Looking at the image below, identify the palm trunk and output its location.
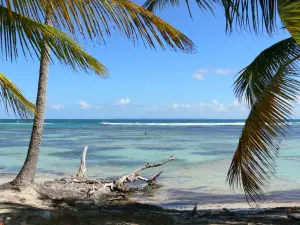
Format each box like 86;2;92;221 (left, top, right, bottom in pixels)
12;13;52;186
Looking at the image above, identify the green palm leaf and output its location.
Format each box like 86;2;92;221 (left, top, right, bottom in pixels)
278;0;300;45
143;0;278;35
0;6;107;76
227;38;300;203
143;0;217;15
234;37;300;107
2;0;195;53
222;0;278;34
0;72;35;118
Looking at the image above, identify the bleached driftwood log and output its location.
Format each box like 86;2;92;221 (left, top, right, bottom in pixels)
76;145;88;180
103;156;175;192
71;146;175;194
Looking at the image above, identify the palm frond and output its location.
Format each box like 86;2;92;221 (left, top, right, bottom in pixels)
142;0;278;35
278;0;300;45
0;6;107;76
142;0;217;15
222;0;278;34
2;0;195;53
234;37;300;107
0;72;35;118
227;42;300;203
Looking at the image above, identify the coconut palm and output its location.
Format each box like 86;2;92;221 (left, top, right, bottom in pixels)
0;5;107;118
0;3;108;120
2;0;195;186
1;4;109;185
143;0;300;203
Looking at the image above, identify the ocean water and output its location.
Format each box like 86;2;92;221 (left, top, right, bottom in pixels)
1;119;300;207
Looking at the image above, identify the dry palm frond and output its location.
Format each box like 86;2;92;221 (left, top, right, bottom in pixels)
0;72;35;118
278;0;300;45
0;6;107;76
2;0;195;53
227;38;300;203
143;0;218;15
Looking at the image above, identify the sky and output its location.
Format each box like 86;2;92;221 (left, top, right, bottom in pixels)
1;1;297;119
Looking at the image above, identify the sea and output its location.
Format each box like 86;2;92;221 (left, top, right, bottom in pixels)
1;119;300;208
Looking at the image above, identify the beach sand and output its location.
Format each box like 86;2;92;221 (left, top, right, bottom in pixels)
1;174;300;224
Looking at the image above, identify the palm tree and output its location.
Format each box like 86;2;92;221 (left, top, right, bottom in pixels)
1;4;108;185
2;0;195;186
143;0;300;203
0;6;107;122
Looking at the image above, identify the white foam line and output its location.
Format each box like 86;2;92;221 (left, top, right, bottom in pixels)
100;122;246;126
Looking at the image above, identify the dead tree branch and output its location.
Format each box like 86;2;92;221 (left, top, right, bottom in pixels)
138;171;163;183
76;145;88;180
104;156;175;191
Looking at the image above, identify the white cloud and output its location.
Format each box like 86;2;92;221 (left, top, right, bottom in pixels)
77;100;90;109
116;97;130;105
215;68;234;75
193;68;234;80
229;100;248;112
231;100;240;108
143;100;248;114
96;105;105;110
210;100;228;112
192;69;209;80
168;103;192;110
49;104;64;110
143;106;161;112
166;101;228;112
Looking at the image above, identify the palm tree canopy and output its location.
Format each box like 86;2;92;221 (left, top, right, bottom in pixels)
0;6;107;76
227;0;300;203
143;0;280;35
2;0;195;53
0;0;196;119
227;37;300;203
1;3;109;119
234;37;300;107
143;0;218;17
0;72;36;118
278;0;300;45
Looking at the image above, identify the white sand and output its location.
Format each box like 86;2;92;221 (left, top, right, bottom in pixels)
1;174;300;211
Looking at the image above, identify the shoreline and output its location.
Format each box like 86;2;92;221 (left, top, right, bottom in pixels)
1;175;300;224
1;174;300;211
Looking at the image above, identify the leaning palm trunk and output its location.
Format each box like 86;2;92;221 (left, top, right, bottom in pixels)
12;14;52;185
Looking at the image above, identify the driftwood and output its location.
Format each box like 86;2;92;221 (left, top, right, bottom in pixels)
46;146;176;200
35;147;175;208
103;155;175;192
287;214;300;221
76;145;88;180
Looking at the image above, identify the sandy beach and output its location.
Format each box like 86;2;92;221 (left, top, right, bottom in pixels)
1;174;300;224
2;173;300;211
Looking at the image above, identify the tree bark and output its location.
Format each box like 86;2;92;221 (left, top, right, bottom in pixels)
12;13;52;186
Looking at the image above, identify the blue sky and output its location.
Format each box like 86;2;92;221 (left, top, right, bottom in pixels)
1;1;297;119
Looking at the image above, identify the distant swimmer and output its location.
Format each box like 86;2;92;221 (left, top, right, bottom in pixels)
162;130;165;134
144;132;147;135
